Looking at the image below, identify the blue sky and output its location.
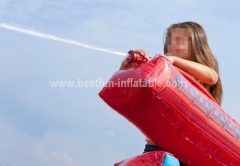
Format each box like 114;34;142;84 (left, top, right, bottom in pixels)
0;0;240;166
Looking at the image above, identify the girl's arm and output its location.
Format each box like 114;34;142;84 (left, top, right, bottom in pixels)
165;55;218;85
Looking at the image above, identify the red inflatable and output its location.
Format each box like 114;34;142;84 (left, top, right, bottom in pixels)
99;57;240;165
114;151;179;166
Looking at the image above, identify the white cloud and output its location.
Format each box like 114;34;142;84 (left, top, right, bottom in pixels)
50;151;76;166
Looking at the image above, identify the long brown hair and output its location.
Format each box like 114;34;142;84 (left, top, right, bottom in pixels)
164;21;223;105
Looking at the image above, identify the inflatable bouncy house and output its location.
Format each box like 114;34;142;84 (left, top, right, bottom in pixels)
98;52;240;166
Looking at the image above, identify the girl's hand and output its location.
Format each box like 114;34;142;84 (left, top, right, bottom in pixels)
119;58;138;70
119;49;150;70
136;49;151;61
154;53;175;64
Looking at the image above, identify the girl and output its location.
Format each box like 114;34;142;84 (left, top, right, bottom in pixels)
119;21;223;165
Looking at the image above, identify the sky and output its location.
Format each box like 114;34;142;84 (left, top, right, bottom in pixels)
0;0;240;166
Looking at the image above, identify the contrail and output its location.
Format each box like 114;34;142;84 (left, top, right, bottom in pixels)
0;23;127;56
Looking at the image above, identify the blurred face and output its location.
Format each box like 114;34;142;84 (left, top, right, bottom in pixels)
165;28;193;61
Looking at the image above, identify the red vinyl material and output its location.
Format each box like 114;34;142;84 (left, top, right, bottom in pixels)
99;57;240;165
114;151;170;166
